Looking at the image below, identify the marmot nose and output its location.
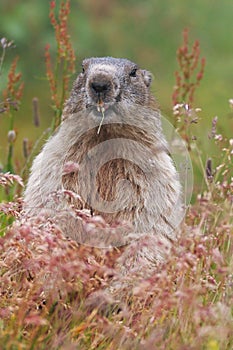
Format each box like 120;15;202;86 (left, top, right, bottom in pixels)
91;81;110;94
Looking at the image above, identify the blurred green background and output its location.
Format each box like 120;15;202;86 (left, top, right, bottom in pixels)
0;0;233;182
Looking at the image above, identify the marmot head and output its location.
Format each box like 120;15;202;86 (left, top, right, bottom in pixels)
64;57;155;118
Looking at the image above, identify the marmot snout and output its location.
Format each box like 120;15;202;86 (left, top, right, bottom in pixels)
62;57;153;119
24;57;183;267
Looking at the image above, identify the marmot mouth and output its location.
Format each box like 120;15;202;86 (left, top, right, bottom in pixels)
86;100;118;114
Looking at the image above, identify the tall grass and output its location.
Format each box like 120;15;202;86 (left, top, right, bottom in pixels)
0;1;232;349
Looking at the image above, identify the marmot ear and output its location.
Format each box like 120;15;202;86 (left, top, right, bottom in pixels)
141;70;153;87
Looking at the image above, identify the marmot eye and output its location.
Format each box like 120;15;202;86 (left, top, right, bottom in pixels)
129;68;137;77
82;65;85;74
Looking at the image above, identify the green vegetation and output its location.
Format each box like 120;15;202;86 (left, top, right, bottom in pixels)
0;1;232;349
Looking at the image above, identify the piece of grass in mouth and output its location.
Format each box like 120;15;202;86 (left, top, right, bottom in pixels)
97;105;105;134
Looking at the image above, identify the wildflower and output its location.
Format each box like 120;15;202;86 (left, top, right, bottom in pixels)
32;97;40;127
45;1;76;129
3;56;24;103
0;172;24;187
0;37;14;49
209;116;218;139
23;138;29;159
215;134;223;142
172;29;205;107
0;37;7;48
7;130;16;143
